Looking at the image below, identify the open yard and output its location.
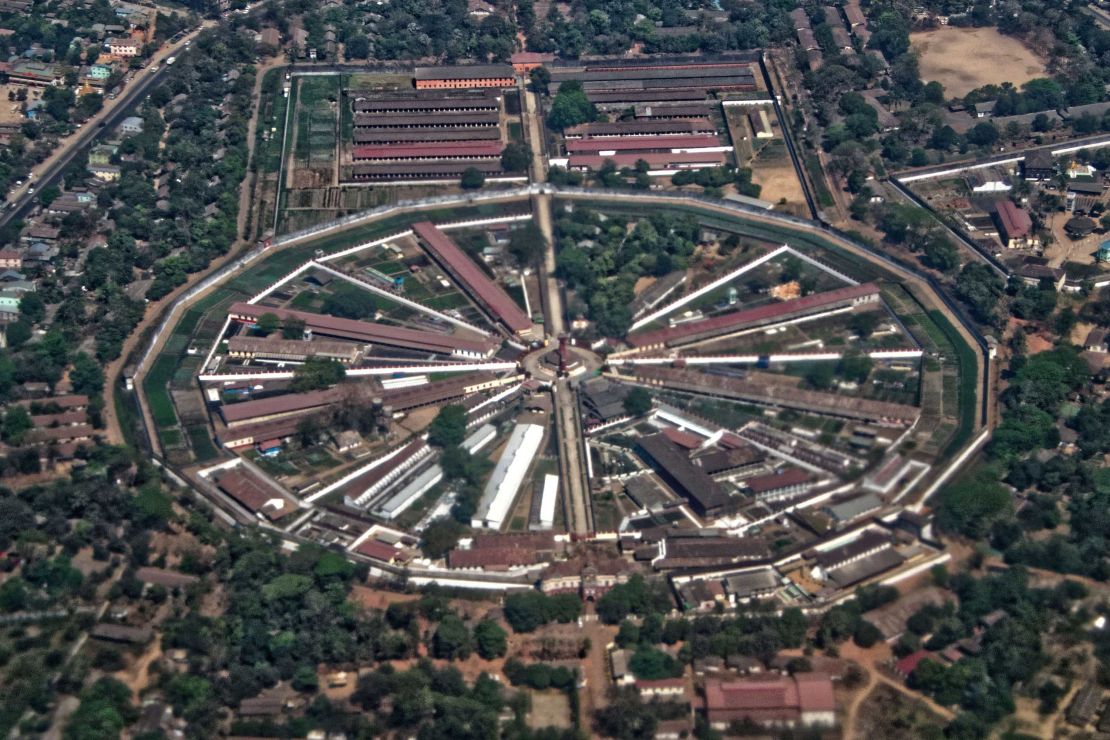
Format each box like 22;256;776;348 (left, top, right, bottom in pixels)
527;689;572;729
911;27;1047;97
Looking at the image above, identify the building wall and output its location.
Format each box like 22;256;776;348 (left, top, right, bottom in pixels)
415;77;515;90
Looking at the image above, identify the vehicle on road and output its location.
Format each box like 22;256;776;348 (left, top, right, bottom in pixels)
166;56;176;65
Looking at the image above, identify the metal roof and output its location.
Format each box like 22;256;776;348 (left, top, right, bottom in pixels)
414;64;514;80
351;141;503;160
627;283;878;348
566;134;722;153
412;221;532;334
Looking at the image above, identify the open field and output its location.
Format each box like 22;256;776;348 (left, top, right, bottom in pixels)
911;27;1047;97
527;690;572;729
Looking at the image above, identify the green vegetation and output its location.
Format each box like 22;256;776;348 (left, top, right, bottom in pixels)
547;81;598;131
503;590;583;632
428;405;468;448
291;357;346;391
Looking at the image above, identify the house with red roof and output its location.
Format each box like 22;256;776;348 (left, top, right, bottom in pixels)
703;673;836;729
893;649;933;679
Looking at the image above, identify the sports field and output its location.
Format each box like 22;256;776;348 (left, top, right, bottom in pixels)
911;27;1047;97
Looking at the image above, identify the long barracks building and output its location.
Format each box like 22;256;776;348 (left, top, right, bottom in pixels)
413;64;516;90
412;222;533;335
228;302;498;358
626;283;881;350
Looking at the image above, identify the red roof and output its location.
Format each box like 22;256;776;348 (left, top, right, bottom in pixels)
794;672;836;712
228;302;496;356
214;468;295;521
627;283;878;348
744;467;813;494
894;649;933;677
412;222;532;333
220;387;341;425
352;141;503;160
994;199;1032;239
567;151;727;170
703;673;834;719
510;51;552;64
662;426;703;449
447;547;534;569
355;539;398;562
565;134;722;153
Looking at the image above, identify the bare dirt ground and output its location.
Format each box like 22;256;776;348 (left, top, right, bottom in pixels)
527;689;572;729
0;85;31;124
750;160;805;208
911;27;1047;97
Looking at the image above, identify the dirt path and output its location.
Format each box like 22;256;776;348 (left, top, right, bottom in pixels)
102;59;284;446
238;55;288;244
842;663;877;739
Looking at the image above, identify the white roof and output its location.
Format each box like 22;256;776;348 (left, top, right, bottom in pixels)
472;423;544;529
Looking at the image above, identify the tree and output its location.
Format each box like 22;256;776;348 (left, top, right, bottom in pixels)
622;387;653;417
504;591;553;632
850;311;880;338
628;648;683;679
281;316;306;339
37;185;60;207
70;352;104;396
474;619;508;659
256;312;280;335
345;34;370;59
837;352;873;384
500;142;530;172
967;122;1000;148
429;405;467;447
529;66;551;95
854;619;882;648
322;283;377;320
433;614;473;660
291;357;345;391
547;80;597;130
460;167;486;189
2;405;31;445
422;519;462;559
5;320;31;349
507;222;546;266
18;292;45;325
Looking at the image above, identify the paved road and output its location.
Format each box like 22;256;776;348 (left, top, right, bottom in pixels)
522;87;592;532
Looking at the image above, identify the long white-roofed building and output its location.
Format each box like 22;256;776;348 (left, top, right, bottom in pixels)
471;423;545;529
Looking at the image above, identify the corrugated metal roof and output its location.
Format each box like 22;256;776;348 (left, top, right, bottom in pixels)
352;141;503;160
412;222;532;333
627;283;878;348
566;134;722;153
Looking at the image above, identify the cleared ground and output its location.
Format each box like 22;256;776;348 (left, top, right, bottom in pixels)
527;690;572;729
911;27;1047;97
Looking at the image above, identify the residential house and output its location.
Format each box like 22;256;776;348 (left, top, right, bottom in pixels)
118;116;144;135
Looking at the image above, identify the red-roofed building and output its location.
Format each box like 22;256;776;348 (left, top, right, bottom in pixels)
565;134;725;154
627;283;880;350
447;547;535;570
566;151;728;172
703;674;836;728
355;539;400;563
662;426;703;450
228;302;497;358
743;467;815;501
351;141;503;161
893;649;933;679
412;222;533;335
994;200;1034;248
511;51;553;73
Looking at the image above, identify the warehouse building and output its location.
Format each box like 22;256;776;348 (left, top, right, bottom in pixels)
228;302;498;358
219;387;345;429
414;64;515;90
213;466;297;521
636;433;731;518
412;222;534;335
626;283;881;350
471;423;545;529
564;134;728;155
